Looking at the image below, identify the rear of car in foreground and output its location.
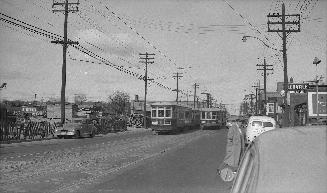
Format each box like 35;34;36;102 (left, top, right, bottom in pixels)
231;126;327;193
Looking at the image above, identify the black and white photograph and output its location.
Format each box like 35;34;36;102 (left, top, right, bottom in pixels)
0;0;326;193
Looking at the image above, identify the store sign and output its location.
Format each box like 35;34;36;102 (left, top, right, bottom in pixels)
307;92;327;117
288;83;309;93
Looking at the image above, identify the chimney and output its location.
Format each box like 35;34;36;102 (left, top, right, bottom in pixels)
135;95;139;102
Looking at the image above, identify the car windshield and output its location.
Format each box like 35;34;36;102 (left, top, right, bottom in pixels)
252;121;262;127
263;121;274;127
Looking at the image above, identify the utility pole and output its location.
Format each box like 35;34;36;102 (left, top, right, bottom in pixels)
257;58;273;115
193;83;199;108
268;3;300;127
51;0;79;124
139;52;155;129
173;72;183;103
249;94;255;115
252;81;260;115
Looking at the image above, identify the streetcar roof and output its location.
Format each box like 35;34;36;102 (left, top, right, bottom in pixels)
151;101;191;108
199;107;226;112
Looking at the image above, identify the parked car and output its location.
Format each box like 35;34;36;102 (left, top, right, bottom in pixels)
230;125;327;193
245;116;276;145
55;118;97;139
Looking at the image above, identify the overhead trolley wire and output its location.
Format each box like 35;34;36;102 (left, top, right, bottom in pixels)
0;12;175;93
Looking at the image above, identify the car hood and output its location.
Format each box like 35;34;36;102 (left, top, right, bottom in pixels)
62;123;81;131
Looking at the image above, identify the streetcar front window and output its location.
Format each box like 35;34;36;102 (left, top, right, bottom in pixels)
212;112;217;119
201;112;206;119
152;109;157;118
206;112;212;119
158;108;165;117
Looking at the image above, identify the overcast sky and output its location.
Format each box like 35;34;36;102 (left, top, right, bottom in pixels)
0;0;326;114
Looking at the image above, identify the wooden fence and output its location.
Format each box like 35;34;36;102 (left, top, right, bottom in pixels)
0;121;56;143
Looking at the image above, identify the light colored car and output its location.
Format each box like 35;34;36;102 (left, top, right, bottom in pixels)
55;119;97;139
245;116;276;145
230;125;327;193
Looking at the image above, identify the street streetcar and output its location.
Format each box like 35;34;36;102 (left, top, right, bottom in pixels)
150;102;200;134
199;107;227;130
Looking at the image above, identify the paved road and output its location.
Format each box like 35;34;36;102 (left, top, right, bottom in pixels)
75;128;232;193
0;128;232;193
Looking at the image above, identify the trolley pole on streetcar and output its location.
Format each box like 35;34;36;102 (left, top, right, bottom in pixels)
267;3;300;127
51;0;79;125
139;52;155;129
193;83;199;108
201;92;211;108
173;72;183;103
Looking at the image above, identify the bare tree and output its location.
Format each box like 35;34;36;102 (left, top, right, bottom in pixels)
108;91;130;116
74;94;87;105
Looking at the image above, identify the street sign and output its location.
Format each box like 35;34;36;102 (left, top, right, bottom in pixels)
280;90;285;97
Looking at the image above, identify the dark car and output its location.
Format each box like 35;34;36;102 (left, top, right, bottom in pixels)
55;119;97;139
230;125;327;193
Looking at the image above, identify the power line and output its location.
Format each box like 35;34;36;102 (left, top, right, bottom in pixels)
0;12;176;95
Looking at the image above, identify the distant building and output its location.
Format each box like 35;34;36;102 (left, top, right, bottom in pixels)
130;95;154;115
47;104;73;122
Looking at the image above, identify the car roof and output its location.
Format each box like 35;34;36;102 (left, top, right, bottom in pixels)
252;126;326;193
248;116;275;123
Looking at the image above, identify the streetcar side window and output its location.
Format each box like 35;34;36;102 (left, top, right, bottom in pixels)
165;107;172;118
185;111;191;119
212;111;217;119
179;112;185;119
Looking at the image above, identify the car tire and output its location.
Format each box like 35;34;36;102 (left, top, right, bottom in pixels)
90;131;95;138
75;130;80;138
